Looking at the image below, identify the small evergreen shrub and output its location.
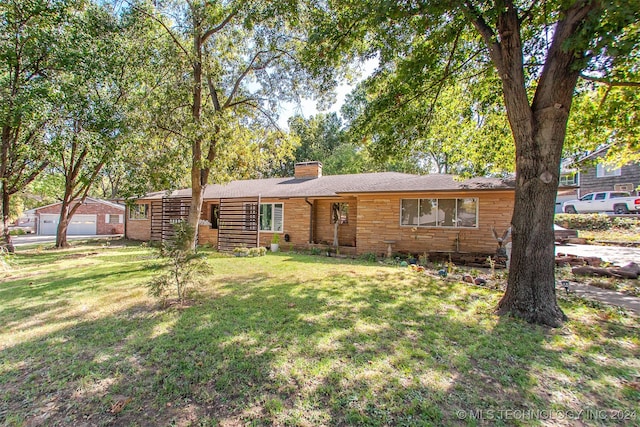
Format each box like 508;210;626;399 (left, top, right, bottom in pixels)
147;221;207;304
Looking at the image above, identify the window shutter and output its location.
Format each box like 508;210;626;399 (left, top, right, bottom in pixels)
105;214;110;223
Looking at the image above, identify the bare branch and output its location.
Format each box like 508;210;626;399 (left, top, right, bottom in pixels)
580;74;640;88
157;124;187;139
222;50;284;109
461;1;504;72
520;0;541;24
237;100;282;132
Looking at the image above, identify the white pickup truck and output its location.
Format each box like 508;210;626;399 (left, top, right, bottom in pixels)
562;191;640;214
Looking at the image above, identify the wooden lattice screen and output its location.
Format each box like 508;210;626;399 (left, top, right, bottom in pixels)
149;197;192;242
217;197;260;252
150;201;163;241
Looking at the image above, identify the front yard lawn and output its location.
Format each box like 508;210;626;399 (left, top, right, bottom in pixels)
1;243;639;426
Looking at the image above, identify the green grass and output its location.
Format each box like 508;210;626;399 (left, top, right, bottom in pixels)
1;241;639;426
580;228;640;245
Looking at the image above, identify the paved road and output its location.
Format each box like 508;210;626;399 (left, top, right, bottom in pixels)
11;234;122;248
555;243;640;266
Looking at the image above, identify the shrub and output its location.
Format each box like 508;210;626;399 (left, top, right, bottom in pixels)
233;247;250;257
147;221;207;304
309;247;322;256
554;213;639;231
359;252;377;263
1;246;12;272
247;247;267;257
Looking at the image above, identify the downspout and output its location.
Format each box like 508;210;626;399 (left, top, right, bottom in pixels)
305;198;313;244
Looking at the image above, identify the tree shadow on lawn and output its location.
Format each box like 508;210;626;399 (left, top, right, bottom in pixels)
1;269;638;426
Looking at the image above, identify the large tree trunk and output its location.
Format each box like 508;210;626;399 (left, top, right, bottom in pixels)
467;1;597;326
56;217;70;248
1;185;14;253
186;17;204;251
55;200;71;248
496;114;568;326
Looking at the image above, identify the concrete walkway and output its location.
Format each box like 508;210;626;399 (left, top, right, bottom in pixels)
556;243;640;266
561;282;640;315
11;234;122;247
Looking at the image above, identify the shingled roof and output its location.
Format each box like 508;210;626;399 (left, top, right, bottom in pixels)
141;172;514;200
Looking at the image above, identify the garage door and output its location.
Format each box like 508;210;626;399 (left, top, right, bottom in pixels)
39;214;97;235
68;214;97;235
39;214;59;235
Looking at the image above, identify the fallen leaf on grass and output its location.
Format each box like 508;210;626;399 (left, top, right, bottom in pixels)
110;397;132;414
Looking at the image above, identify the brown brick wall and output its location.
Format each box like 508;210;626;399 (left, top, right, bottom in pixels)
37;200;124;235
258;198;311;248
195;199;313;249
314;198;357;246
355;191;514;256
125;201;151;240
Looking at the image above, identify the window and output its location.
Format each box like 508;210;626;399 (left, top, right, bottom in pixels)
259;203;283;232
596;163;621;178
400;198;477;228
330;203;349;224
129;204;149;220
210;204;219;229
610;192;630;199
594;193;607;200
559;172;578;186
106;214;122;224
580;194;594;201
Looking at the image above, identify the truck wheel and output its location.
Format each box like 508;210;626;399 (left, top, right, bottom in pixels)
614;204;629;214
564;206;577;214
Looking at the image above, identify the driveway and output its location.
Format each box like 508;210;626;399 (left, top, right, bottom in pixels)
556;243;640;266
11;235;122;248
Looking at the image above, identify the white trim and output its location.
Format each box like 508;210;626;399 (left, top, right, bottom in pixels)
259;202;284;232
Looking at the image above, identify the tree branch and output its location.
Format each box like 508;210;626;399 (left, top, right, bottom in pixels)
127;1;190;58
201;8;237;43
462;1;504;73
222;50;284;109
580;74;640;88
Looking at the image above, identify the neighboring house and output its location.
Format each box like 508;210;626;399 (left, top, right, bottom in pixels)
557;147;640;211
127;162;515;256
32;198;125;236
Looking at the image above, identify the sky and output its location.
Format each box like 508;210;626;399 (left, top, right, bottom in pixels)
277;58;378;129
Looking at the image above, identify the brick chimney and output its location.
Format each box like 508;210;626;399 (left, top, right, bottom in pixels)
294;161;323;179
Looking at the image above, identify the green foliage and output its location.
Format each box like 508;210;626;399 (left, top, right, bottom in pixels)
0;245;12;271
358;252;377;263
250;247;267;257
148;221;207;303
554;214;637;231
271;233;280;244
